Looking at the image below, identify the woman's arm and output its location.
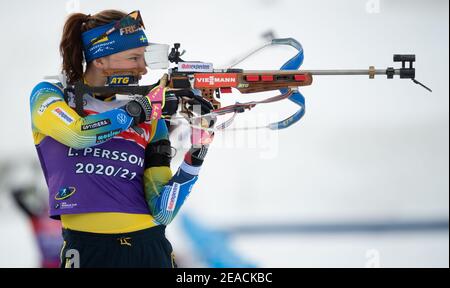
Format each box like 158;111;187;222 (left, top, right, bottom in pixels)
143;119;209;226
30;81;135;149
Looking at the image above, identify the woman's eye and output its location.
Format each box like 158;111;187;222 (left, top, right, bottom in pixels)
129;57;138;61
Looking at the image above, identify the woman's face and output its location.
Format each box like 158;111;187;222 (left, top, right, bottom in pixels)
100;46;148;77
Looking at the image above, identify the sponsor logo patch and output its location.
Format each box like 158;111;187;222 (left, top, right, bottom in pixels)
55;187;76;201
194;73;238;88
120;25;142;35
52;107;74;125
166;183;180;212
96;129;122;143
91;35;109;45
117;113;128;125
178;62;214;73
81;119;112;131
38;97;61;115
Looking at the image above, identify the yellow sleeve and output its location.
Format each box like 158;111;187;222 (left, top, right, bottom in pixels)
30;81;134;149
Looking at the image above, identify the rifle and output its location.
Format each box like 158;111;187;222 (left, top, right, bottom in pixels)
65;38;431;131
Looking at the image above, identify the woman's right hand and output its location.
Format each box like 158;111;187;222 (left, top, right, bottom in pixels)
127;74;169;124
131;85;165;123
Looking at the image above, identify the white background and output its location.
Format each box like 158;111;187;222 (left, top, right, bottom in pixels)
0;0;448;267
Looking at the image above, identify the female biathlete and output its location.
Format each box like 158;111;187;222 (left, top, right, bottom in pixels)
30;9;214;268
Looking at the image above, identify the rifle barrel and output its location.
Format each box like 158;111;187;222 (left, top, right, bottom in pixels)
241;69;399;76
300;69;398;76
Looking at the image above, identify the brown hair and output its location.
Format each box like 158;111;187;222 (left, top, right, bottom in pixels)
59;10;127;84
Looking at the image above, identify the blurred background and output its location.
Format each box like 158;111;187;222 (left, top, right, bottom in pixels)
0;0;448;267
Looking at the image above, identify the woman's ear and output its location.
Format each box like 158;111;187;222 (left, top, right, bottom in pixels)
91;57;106;69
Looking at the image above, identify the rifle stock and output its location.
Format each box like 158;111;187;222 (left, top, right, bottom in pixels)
168;71;313;109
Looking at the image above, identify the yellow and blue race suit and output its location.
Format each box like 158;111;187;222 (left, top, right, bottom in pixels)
30;81;201;233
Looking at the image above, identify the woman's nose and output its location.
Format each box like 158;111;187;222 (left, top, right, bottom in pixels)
139;59;148;75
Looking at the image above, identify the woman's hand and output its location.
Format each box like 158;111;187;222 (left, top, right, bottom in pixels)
126;74;169;124
184;116;216;167
190;117;215;148
131;85;165;123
